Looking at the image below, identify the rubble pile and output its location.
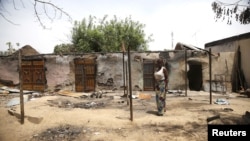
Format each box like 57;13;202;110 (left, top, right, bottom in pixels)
0;86;44;107
47;99;106;109
30;125;82;141
242;111;250;124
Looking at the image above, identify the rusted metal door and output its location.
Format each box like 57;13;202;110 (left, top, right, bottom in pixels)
21;59;46;91
74;58;96;92
143;59;155;91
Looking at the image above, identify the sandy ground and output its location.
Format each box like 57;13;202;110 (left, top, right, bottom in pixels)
0;90;250;141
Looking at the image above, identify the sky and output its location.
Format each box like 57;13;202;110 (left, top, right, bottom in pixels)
0;0;249;54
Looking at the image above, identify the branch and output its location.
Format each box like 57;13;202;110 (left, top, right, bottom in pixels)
212;0;250;24
12;0;18;10
0;0;72;28
43;2;55;22
0;12;19;25
0;0;19;25
20;0;25;8
33;0;72;29
33;0;45;28
215;0;249;7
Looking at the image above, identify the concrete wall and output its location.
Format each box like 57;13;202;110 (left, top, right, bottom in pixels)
73;52;189;91
96;52;160;91
206;41;237;53
205;37;250;91
44;55;75;91
0;57;19;85
0;52;186;91
167;51;186;90
202;52;235;93
1;51;236;93
239;38;250;89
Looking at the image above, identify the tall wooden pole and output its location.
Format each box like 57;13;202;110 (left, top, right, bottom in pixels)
123;52;126;96
127;45;133;121
126;61;129;106
209;48;212;104
122;41;126;97
19;50;24;124
185;49;187;96
122;42;129;106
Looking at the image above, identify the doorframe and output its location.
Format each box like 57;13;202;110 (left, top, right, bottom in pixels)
21;58;46;91
74;58;97;92
143;59;155;91
187;61;203;91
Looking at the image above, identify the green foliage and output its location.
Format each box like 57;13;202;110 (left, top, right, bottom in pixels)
71;15;153;52
53;43;75;54
212;0;250;25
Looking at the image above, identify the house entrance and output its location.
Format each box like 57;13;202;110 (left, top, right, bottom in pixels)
74;58;96;92
21;59;46;91
187;63;202;91
143;59;155;91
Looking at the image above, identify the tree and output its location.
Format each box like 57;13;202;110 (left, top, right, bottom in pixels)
53;43;75;54
212;0;250;25
71;15;153;52
0;0;72;29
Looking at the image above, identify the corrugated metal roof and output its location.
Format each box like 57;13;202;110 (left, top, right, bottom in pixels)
175;42;199;50
175;42;207;51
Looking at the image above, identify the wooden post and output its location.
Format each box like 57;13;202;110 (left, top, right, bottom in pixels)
126;61;129;106
122;41;126;97
209;48;212;104
123;52;126;96
19;50;25;124
127;45;133;121
185;49;187;96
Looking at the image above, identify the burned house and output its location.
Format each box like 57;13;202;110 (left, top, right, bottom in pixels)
174;42;238;94
0;46;182;92
0;41;241;94
205;32;250;93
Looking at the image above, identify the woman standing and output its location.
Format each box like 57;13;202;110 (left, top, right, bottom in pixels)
154;59;168;116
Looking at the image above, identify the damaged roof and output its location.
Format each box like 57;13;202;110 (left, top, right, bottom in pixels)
175;42;203;51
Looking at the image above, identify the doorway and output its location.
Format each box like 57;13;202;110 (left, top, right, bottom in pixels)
143;59;155;91
74;58;96;92
21;59;46;91
187;63;202;91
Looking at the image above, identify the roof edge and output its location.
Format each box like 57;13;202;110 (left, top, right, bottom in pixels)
205;32;250;48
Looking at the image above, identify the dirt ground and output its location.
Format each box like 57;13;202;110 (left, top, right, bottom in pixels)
0;90;250;141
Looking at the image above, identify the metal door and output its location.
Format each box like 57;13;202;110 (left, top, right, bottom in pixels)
143;59;155;91
74;58;96;92
21;59;46;91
